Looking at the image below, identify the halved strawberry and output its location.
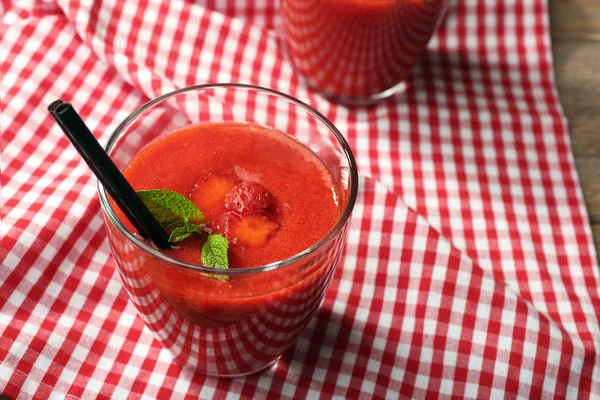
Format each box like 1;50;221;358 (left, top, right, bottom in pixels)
224;182;273;215
192;173;238;215
222;212;279;247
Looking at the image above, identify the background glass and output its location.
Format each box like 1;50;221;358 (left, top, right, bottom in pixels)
280;0;450;104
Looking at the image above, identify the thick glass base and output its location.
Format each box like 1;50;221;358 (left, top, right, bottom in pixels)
303;76;408;106
202;356;281;378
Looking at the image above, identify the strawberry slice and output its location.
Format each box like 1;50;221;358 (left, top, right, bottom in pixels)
224;182;273;215
192;173;238;216
222;212;279;247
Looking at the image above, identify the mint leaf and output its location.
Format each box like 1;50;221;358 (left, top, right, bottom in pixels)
137;189;204;227
169;226;192;243
201;234;229;279
168;223;203;243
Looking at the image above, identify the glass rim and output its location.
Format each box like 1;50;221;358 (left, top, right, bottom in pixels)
98;83;358;276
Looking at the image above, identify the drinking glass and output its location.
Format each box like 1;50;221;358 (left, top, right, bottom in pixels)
280;0;450;104
98;84;358;376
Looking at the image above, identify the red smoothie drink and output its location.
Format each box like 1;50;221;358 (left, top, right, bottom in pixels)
100;85;357;376
280;0;450;102
123;122;340;270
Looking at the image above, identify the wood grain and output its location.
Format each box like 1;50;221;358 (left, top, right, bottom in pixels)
575;158;600;223
549;0;600;41
552;40;600;159
549;0;600;260
593;224;600;255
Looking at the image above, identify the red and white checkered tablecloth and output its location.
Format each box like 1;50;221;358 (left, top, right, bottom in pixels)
2;0;599;398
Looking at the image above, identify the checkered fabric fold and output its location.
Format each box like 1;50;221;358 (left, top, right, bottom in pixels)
2;0;599;398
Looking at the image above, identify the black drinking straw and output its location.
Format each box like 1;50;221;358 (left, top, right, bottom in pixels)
48;100;171;249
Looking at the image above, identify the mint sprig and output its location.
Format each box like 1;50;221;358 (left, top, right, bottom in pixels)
137;189;230;279
137;189;204;244
201;234;229;279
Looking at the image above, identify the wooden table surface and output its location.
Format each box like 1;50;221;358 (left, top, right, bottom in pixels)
549;0;600;261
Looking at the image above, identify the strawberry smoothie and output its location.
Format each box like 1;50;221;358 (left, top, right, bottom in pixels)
121;122;340;269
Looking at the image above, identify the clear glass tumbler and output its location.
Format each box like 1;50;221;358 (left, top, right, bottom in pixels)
280;0;450;104
98;84;358;376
